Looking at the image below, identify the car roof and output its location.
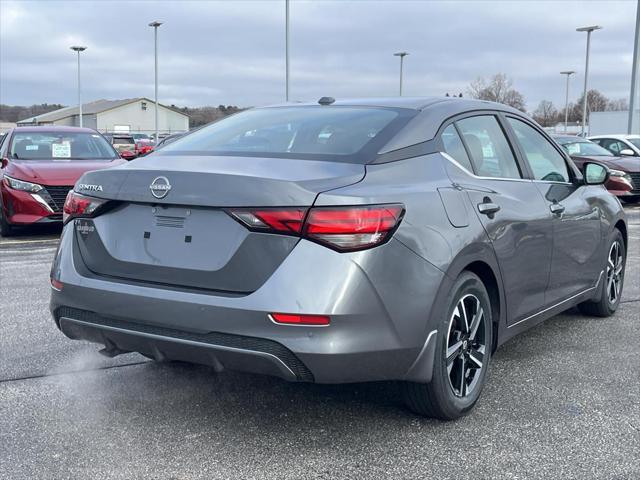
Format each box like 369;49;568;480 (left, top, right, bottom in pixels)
12;125;98;134
264;96;522;113
589;134;640;140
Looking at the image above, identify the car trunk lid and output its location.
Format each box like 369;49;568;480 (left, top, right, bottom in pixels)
73;155;364;293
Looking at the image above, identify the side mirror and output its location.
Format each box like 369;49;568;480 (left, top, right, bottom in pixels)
583;162;609;185
619;148;635;157
1;157;8;168
120;151;136;161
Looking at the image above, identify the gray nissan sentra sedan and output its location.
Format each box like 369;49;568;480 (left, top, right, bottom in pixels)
50;97;627;419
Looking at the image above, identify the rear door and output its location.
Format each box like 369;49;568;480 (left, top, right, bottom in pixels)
505;116;603;304
442;114;553;325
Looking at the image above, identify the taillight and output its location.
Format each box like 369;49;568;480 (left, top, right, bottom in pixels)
228;208;307;234
63;191;107;224
227;204;404;252
304;205;404;251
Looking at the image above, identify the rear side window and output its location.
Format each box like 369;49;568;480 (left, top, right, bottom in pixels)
159;106;413;163
455;116;521;179
507;118;570;183
441;124;474;172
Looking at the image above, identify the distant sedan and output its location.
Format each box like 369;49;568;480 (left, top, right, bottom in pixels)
0;126;125;235
553;135;640;203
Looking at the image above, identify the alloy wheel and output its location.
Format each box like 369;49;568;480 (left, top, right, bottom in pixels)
446;293;486;398
606;240;624;305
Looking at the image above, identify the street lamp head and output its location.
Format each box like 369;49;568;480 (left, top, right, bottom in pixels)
560;70;575;75
576;25;602;32
394;52;409;57
70;46;87;52
148;21;163;28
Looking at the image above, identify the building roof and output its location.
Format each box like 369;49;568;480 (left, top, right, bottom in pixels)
17;97;188;124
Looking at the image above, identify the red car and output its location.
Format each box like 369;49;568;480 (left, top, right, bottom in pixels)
553;135;640;204
0;126;125;236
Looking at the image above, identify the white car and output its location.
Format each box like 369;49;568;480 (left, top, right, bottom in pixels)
588;134;640;157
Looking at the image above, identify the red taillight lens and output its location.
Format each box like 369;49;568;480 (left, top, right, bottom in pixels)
228;208;307;234
228;204;404;252
270;313;330;326
63;191;107;224
304;204;404;251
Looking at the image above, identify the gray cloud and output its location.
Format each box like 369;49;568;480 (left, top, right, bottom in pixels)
0;0;637;112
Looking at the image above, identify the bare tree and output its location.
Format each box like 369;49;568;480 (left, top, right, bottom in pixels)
532;100;558;127
607;98;629;111
571;89;609;121
468;73;526;111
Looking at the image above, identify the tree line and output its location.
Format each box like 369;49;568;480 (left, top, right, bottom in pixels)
466;73;629;128
1;75;629;130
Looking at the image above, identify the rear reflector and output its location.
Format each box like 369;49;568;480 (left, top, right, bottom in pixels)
270;313;330;326
63;191;108;224
50;279;63;291
228;204;404;252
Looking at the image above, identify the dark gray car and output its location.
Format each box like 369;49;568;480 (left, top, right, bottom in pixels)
50;97;627;419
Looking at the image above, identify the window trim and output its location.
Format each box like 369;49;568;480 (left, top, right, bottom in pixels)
502;114;579;185
436;111;527;181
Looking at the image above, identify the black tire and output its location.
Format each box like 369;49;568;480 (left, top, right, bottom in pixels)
0;206;14;237
578;229;626;317
402;271;493;420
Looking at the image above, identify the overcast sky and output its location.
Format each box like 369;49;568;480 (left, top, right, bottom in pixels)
0;0;637;112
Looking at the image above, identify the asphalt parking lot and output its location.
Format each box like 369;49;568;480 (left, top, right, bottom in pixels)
1;205;639;480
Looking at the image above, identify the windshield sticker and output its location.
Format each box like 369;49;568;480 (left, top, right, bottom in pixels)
52;142;71;158
567;144;580;155
25;145;39;151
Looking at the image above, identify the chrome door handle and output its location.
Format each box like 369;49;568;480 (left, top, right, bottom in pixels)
477;202;500;216
550;203;565;215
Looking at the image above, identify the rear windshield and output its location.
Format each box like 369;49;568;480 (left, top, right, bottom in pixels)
158;106;414;163
10;132;118;160
112;136;135;145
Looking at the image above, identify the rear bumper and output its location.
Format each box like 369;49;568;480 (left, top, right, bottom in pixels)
55;307;313;381
50;222;445;383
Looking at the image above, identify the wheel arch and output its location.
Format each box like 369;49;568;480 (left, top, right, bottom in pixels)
614;218;627;251
441;243;506;351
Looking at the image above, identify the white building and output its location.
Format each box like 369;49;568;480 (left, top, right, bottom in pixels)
17;98;189;134
588;111;633;136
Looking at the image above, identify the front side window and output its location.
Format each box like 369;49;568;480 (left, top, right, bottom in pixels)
627;138;640;150
159;106;411;163
508;118;569;183
10;132;118;160
441;124;474;172
455;115;521;179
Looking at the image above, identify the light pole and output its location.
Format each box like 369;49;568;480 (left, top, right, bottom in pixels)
629;1;640;134
560;71;575;133
285;0;290;101
393;52;408;96
149;21;162;142
576;25;602;135
70;46;87;128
